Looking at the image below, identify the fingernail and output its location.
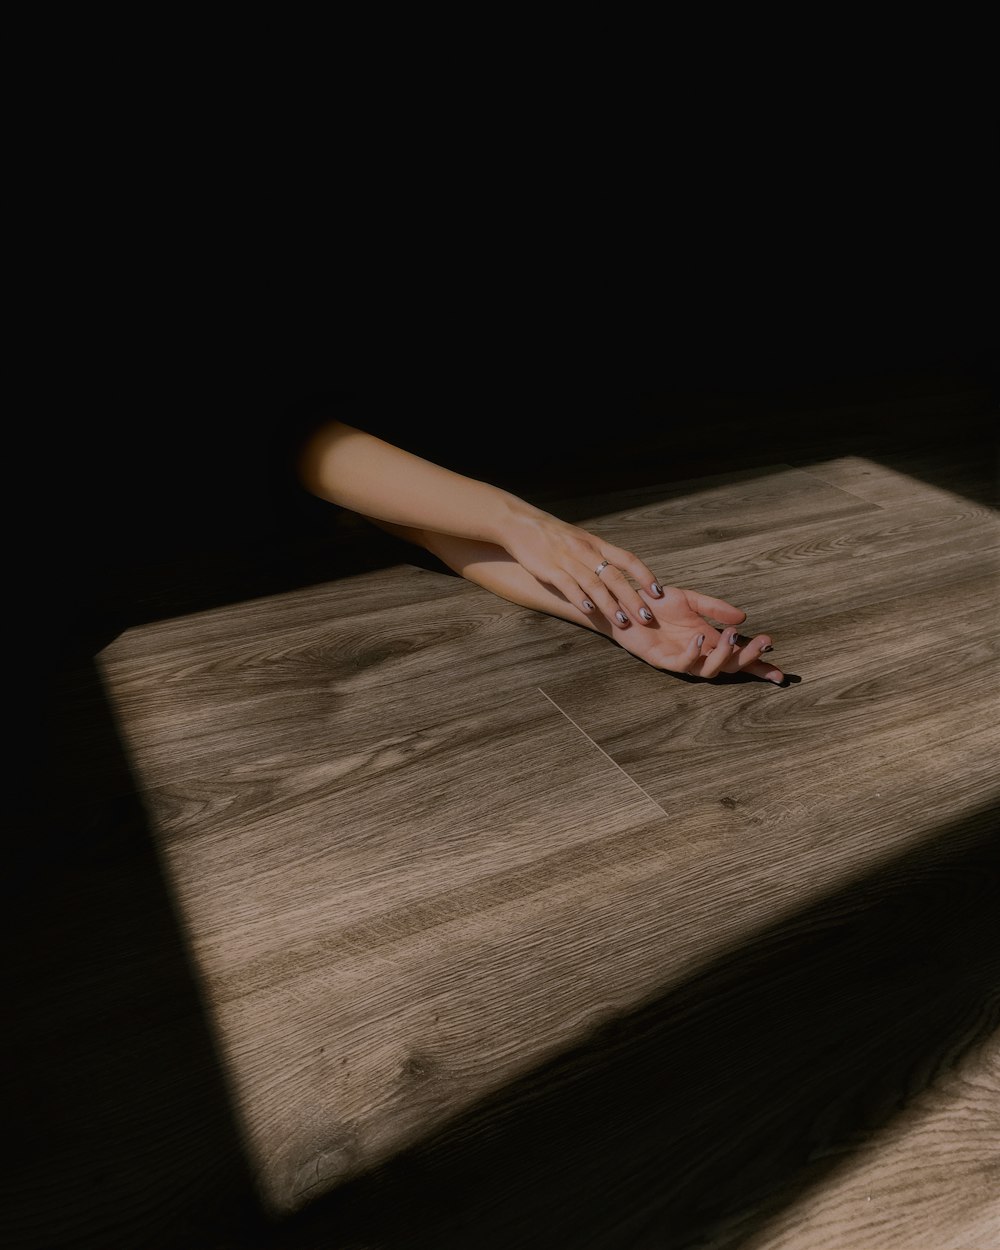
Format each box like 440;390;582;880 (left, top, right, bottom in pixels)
697;634;705;648
650;582;663;597
616;610;629;625
729;632;739;645
582;599;595;612
761;644;774;653
639;607;653;622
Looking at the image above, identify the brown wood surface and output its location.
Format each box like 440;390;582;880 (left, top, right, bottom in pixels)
16;444;1000;1248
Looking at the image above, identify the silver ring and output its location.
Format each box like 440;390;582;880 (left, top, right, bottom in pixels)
594;559;610;576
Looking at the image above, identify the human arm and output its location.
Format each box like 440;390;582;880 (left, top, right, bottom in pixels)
298;421;665;627
372;519;785;683
299;420;783;678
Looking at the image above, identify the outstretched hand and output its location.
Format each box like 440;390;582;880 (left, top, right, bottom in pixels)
618;584;785;683
499;508;784;683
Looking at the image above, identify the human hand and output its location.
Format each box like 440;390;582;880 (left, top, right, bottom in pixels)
500;507;665;628
609;584;785;683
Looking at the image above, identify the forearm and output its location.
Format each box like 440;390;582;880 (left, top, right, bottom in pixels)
370;519;599;632
298;421;538;544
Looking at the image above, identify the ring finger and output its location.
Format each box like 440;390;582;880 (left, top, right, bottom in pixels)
576;561;633;626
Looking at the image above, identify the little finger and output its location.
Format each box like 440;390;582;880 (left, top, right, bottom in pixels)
550;569;596;615
743;658;786;684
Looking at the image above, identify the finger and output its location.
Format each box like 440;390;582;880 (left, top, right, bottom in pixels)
699;626;739;678
734;635;773;670
684;590;747;626
743;658;786;684
601;543;662;598
576;562;631;627
665;630;708;673
602;565;652;625
549;570;594;616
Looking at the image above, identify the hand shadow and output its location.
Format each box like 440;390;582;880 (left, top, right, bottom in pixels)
671;669;802;688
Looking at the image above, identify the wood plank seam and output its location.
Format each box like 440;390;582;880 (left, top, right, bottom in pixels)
536;686;670;817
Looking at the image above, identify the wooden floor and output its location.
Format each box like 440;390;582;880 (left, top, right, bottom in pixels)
17;394;1000;1247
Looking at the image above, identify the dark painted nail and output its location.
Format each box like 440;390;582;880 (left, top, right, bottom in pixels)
615;610;629;625
729;632;739;645
651;582;663;597
697;634;705;647
583;599;595;612
639;607;653;622
761;644;774;653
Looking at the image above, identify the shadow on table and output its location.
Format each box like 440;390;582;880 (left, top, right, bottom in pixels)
9;657;262;1250
271;797;1000;1249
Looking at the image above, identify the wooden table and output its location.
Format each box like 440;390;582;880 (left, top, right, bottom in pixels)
18;453;1000;1248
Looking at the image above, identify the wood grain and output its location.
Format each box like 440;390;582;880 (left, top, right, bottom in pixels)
789;452;999;512
276;801;999;1250
19;451;1000;1247
733;1037;1000;1250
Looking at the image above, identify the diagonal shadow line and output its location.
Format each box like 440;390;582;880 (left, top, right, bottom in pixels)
269;799;1000;1250
9;656;265;1250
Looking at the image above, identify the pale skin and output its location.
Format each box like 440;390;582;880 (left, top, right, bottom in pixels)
298;422;786;684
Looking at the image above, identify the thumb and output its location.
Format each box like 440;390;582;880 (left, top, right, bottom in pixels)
685;590;747;626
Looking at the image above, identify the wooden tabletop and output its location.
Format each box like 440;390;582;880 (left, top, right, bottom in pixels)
18;452;1000;1248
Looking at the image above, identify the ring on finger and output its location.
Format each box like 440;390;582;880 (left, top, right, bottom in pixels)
594;559;611;576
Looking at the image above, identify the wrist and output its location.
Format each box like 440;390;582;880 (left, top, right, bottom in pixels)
486;491;545;545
